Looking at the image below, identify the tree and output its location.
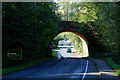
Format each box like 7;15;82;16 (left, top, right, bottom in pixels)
57;2;97;22
2;2;61;67
57;2;120;63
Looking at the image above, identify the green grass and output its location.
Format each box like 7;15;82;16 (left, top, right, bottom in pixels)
52;51;57;57
2;57;54;75
89;54;120;77
103;58;120;77
91;56;120;77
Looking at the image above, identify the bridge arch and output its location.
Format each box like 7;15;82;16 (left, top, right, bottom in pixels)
52;31;89;58
63;31;88;45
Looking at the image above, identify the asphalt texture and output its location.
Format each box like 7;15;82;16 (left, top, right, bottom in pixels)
2;58;119;80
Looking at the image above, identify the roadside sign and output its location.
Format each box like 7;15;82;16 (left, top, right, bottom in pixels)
7;48;22;60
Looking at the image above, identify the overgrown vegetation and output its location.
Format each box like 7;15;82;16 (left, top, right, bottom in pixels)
2;2;120;74
102;58;120;77
52;50;57;57
57;2;120;64
2;57;53;75
2;2;61;68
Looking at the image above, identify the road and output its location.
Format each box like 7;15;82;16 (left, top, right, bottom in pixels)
2;58;103;80
53;48;86;59
59;48;84;58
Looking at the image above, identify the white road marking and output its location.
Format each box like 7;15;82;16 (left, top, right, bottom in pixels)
81;60;89;80
68;58;70;62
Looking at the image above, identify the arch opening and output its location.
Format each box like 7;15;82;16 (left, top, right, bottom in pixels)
52;31;89;59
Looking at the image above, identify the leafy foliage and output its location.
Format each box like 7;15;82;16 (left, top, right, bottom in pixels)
2;2;61;67
2;2;120;68
57;2;97;22
103;58;120;76
57;2;120;63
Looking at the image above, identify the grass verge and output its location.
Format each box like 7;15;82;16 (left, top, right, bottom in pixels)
2;57;54;75
52;50;57;57
91;56;120;77
103;58;120;77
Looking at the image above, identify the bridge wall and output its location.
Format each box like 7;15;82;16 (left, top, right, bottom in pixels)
52;21;89;57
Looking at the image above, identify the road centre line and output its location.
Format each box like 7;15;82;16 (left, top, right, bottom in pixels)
81;60;89;80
